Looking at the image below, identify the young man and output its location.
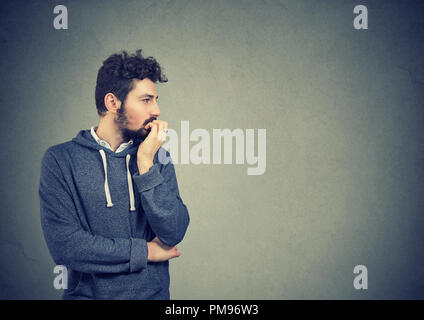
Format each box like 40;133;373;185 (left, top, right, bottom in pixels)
39;49;190;300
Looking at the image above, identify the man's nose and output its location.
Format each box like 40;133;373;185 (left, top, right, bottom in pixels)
151;101;160;117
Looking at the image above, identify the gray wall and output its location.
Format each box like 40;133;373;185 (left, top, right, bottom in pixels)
0;0;423;299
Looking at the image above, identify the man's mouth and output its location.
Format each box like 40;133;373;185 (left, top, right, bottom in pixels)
142;117;157;131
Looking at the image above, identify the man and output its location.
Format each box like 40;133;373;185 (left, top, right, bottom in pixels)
39;49;190;300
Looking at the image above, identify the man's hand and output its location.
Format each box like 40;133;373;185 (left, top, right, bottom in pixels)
147;236;180;262
137;120;168;174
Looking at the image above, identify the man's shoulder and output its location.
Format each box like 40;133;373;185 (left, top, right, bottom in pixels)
45;140;75;156
42;139;83;167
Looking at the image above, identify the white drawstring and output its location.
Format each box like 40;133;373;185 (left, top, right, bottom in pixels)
99;149;113;208
98;150;136;211
126;154;136;211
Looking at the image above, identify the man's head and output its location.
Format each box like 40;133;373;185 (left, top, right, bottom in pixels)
95;49;168;141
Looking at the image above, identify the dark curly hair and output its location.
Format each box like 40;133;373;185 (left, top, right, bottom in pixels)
95;49;168;116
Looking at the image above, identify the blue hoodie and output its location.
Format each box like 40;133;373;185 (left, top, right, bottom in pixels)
39;129;190;299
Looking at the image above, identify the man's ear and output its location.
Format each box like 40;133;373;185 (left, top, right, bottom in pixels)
104;93;121;114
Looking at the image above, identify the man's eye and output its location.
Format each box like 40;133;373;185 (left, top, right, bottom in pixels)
143;99;150;103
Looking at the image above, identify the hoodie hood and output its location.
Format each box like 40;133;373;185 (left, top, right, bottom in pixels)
72;129;143;157
72;129;146;211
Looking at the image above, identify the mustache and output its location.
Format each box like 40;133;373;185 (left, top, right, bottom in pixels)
142;117;157;130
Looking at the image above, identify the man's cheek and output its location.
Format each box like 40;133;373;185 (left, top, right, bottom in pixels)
126;114;140;127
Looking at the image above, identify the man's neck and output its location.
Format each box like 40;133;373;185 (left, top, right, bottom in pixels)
95;116;126;152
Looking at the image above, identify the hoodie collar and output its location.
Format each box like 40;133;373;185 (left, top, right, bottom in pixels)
72;129;142;158
90;126;134;153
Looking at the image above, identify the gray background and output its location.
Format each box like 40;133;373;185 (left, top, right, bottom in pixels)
0;0;423;299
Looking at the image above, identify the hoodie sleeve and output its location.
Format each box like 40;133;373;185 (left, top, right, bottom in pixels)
39;149;148;274
133;149;190;247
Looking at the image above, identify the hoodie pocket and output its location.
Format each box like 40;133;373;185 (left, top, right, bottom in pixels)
65;272;94;299
93;263;162;299
66;271;83;294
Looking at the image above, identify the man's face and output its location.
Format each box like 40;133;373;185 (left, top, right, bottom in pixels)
115;78;161;141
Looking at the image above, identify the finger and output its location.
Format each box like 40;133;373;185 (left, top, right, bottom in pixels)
153;120;163;136
144;120;157;130
158;122;167;142
158;121;164;135
145;120;158;131
170;250;181;259
149;121;159;137
144;122;154;131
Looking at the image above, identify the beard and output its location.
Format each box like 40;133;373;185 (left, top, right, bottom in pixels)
114;102;157;142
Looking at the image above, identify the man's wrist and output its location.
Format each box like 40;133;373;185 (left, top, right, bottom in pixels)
137;160;154;175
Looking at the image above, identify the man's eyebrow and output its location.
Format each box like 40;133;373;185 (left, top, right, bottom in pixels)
137;94;159;99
